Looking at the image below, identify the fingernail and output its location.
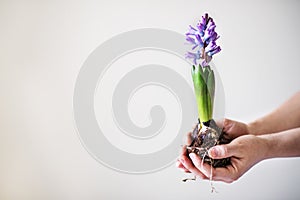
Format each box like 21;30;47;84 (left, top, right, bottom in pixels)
180;158;185;164
189;153;196;160
209;147;219;157
175;160;181;167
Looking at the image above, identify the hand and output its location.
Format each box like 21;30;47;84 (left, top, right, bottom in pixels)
217;118;250;139
176;123;208;178
189;134;268;183
176;118;251;180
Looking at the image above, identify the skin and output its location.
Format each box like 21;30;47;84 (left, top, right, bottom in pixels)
176;91;300;183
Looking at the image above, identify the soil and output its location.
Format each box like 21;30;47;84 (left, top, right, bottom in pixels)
187;119;231;168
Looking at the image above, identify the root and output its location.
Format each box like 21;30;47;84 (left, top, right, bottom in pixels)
185;141;219;193
186;146;206;151
182;176;196;182
209;163;217;193
201;150;217;193
200;151;207;168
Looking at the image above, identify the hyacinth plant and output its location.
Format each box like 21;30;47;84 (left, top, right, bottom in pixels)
185;13;231;168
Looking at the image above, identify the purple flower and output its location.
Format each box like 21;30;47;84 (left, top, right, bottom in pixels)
206;43;221;57
185;13;221;66
197;14;207;36
187;25;198;35
186;34;204;50
185;51;201;65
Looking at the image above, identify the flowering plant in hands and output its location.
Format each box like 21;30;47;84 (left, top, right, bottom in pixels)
185;13;231;168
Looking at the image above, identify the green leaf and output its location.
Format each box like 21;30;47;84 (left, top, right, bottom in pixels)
203;67;209;83
207;69;215;119
192;65;210;123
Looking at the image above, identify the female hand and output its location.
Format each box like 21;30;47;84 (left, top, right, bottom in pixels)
187;134;268;183
176;118;252;181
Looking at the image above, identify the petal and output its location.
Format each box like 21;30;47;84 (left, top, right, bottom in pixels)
195;34;204;47
206;19;215;29
187;25;198;35
207;46;221;56
202;59;209;67
186;35;196;44
185;51;201;65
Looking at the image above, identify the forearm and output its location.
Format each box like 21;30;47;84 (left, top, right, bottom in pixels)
248;91;300;135
260;127;300;159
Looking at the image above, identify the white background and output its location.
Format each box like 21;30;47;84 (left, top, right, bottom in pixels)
1;0;300;199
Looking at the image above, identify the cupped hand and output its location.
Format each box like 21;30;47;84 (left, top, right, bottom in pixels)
188;134;268;183
176;118;252;181
216;118;250;140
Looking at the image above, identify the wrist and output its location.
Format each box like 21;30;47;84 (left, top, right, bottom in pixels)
247;120;260;135
247;119;270;135
257;134;276;160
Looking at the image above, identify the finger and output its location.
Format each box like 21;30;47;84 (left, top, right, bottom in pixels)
189;153;212;178
215;118;225;129
176;159;187;169
186;132;192;145
180;154;208;180
208;144;236;159
176;160;191;173
178;145;189;172
215;119;234;140
210;166;239;183
180;145;188;156
222;118;234;133
189;153;237;183
222;119;249;138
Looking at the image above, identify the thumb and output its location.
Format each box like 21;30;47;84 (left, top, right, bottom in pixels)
208;144;235;159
